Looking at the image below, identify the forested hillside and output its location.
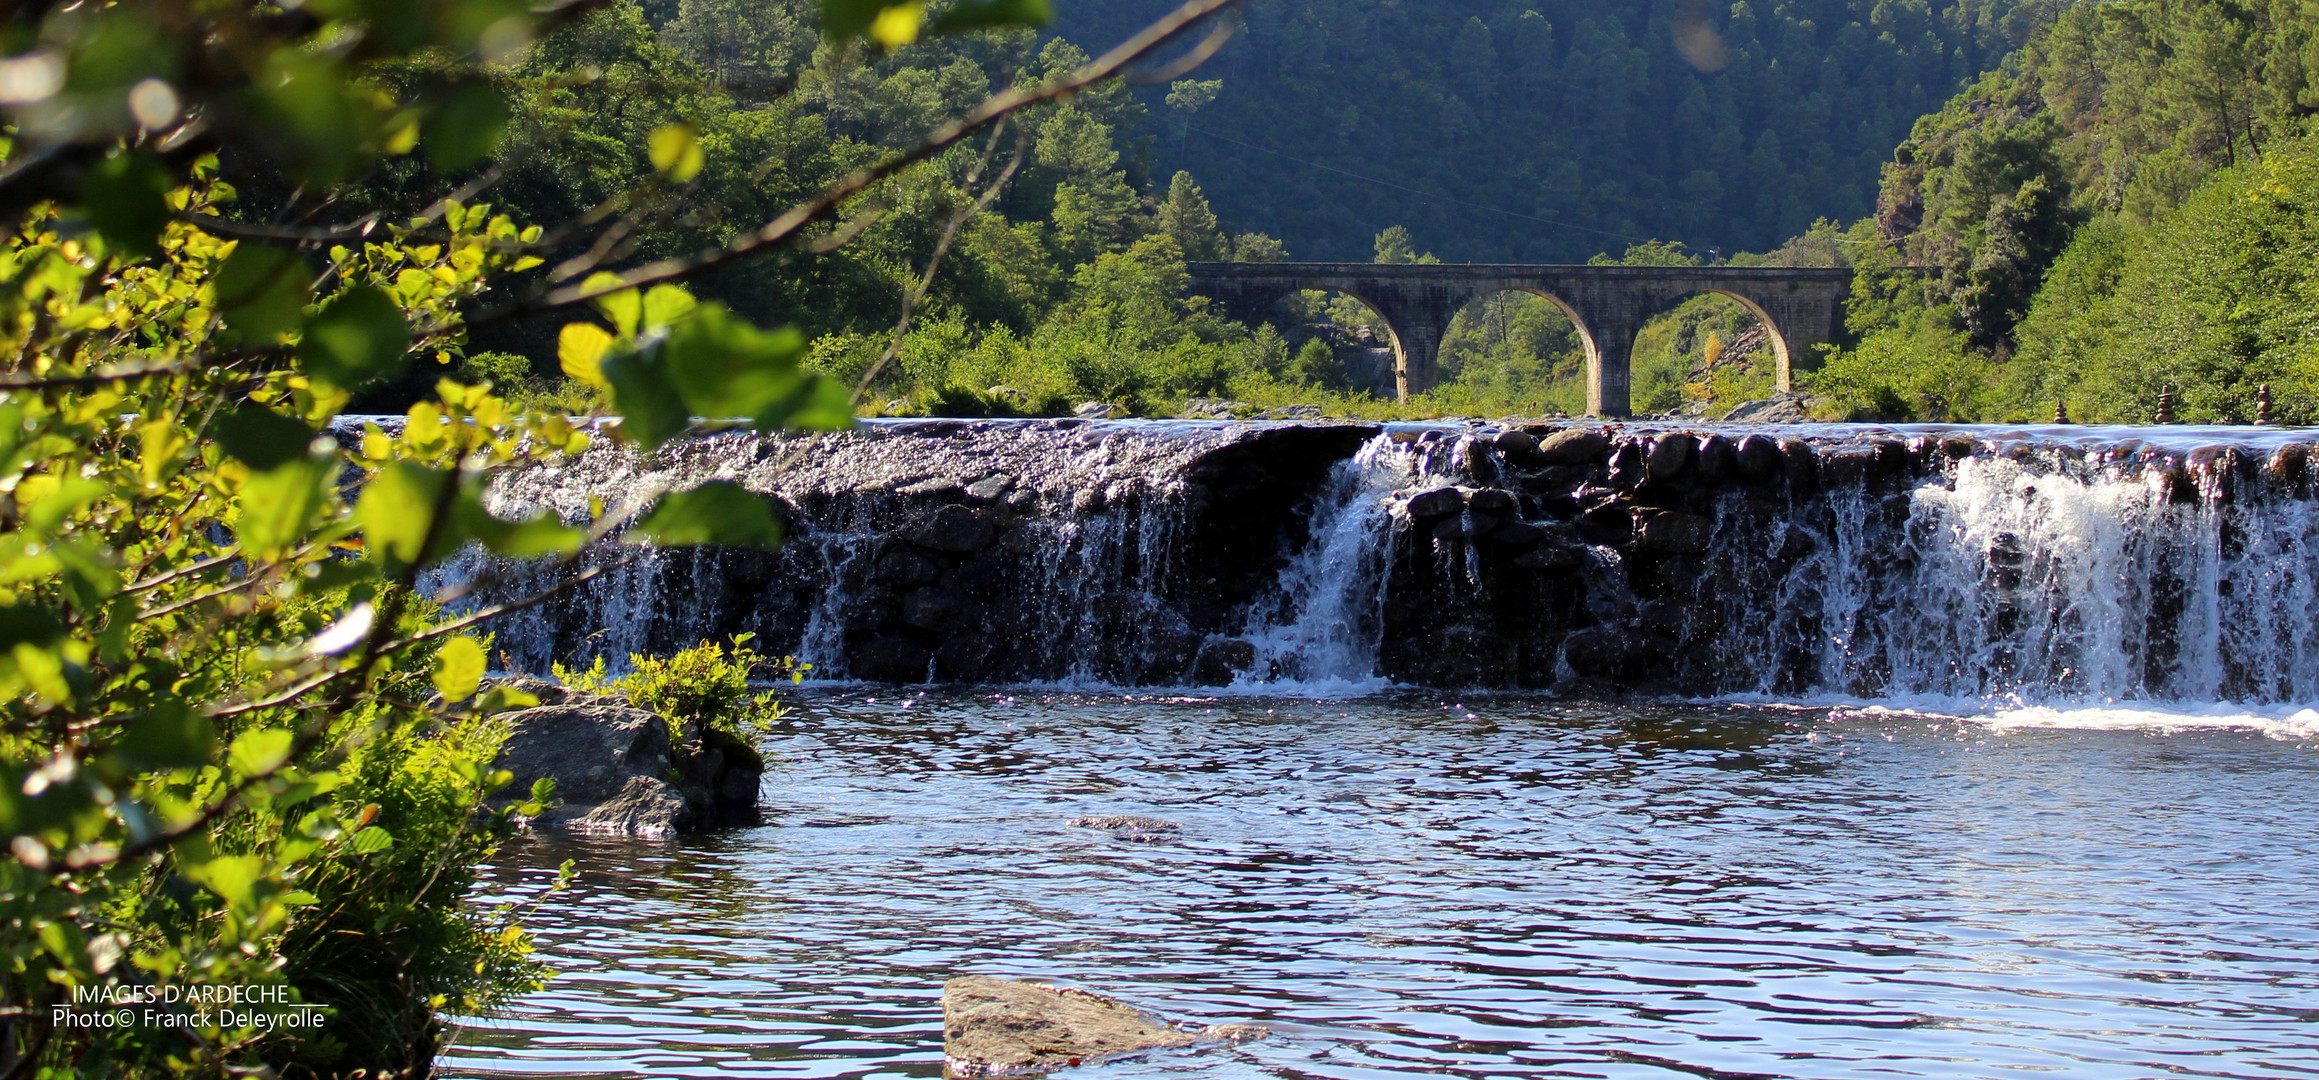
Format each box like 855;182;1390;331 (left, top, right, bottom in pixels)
1053;0;2056;261
1820;0;2319;423
319;0;2319;422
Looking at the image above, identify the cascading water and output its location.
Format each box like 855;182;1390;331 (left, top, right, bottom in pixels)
1758;450;2319;705
437;417;2319;709
1234;433;1442;688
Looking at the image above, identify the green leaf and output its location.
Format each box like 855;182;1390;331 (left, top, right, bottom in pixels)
641;284;696;332
624;481;783;548
215;403;315;471
927;0;1052;34
456;497;583;558
582;272;641;337
235;458;334;560
298;285;412;390
779;375;860;431
118;699;216;771
187;854;265;909
215;244;310;346
660;304;808;422
349;826;394;855
601;348;691;450
426;83;511;171
356;462;450;565
432;636;487;702
228;728;295;776
83;151;174;259
648;123;705;183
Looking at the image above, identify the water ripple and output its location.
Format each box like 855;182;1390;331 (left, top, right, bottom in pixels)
439;693;2319;1079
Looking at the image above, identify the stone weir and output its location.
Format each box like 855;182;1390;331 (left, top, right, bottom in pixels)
457;419;1375;686
448;418;2319;705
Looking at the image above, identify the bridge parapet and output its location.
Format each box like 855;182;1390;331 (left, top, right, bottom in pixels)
1186;262;1854;415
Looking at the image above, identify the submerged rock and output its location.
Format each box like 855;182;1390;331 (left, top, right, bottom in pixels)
941;976;1264;1077
1067;815;1181;841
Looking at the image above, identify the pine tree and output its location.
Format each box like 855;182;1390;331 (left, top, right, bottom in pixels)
1158;171;1228;260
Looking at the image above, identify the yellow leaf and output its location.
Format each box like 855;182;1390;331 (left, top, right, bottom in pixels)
558;323;614;387
872;1;926;48
647;123;705;184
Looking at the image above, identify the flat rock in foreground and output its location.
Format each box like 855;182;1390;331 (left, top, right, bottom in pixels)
941;976;1264;1076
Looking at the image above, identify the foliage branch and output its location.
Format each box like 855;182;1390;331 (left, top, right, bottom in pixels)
0;0;1245;1075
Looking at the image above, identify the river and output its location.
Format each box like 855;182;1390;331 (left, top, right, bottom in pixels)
438;690;2319;1079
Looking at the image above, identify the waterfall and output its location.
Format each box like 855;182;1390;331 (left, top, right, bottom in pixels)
1789;453;2319;706
433;419;2319;708
1234;433;1434;689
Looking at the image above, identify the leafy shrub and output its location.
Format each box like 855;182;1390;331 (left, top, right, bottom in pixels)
557;637;796;739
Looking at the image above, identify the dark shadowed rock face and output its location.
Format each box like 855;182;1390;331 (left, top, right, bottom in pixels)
468;420;1379;686
448;418;2319;703
941;976;1263;1077
490;691;760;837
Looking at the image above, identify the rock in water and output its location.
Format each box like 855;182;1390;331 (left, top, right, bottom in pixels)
941;976;1264;1076
491;701;762;837
1067;815;1181;841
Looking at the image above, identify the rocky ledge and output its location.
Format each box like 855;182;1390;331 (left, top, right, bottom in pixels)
486;675;762;837
941;976;1264;1076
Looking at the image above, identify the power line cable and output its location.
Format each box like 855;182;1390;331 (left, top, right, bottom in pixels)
1186;123;1656;247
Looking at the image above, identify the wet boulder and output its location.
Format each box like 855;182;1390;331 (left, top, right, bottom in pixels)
1606;443;1647;489
1489;520;1553;547
1734;436;1781;483
1536;429;1611;466
1635;510;1713;553
1694;435;1735;485
854;635;933;681
964;475;1014;503
1560;625;1650;678
1494;429;1543;467
1777;439;1818;488
1400;487;1465;521
1512;542;1587;571
908;505;999;553
873;546;943;589
1646;433;1694;482
1191;637;1257;686
491;700;761;837
1466;487;1519;515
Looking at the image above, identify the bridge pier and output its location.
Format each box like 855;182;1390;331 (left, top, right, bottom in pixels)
1356;280;1466;400
1580;316;1641;418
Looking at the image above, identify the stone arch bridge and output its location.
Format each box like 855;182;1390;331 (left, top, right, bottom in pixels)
1186;262;1853;416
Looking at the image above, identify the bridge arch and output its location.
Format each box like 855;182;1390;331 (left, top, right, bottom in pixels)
1292;285;1414;398
1456;285;1609;412
1185;262;1852;416
1645;285;1809;395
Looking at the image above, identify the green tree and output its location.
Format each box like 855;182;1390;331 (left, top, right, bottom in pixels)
1373;225;1437;264
1158;171;1228;260
0;2;1232;1076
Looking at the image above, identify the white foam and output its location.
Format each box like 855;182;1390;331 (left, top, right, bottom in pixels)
1971;702;2319;738
1815;696;2319;740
